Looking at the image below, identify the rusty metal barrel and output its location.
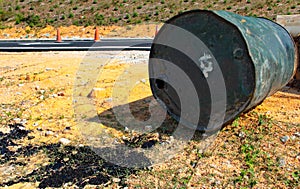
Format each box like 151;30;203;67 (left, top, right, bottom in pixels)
149;10;298;133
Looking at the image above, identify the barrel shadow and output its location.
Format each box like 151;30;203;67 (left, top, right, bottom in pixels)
0;124;140;188
92;96;216;142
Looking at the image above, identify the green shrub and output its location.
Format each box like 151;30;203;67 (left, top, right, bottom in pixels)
132;11;138;17
15;13;25;24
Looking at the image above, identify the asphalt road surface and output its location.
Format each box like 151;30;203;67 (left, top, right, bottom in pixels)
0;38;153;52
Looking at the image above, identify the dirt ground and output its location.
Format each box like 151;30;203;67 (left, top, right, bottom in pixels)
0;24;162;39
0;21;299;189
0;50;299;188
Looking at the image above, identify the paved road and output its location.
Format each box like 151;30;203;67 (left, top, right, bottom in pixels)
0;38;153;52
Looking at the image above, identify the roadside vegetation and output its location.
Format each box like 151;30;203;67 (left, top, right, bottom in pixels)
0;0;299;29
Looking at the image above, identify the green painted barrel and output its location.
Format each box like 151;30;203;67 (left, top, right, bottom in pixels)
149;10;298;133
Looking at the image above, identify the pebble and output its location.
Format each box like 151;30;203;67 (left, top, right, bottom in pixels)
169;136;174;142
45;68;54;71
57;92;65;96
18;83;24;87
294;132;300;138
13;118;21;123
105;98;113;102
33;122;39;127
37;127;43;131
63;157;69;162
45;130;54;136
59;138;71;145
39;95;44;100
238;131;246;138
124;127;129;132
112;177;121;183
277;157;286;167
65;126;71;130
18;126;26;130
40;90;45;94
144;125;153;132
280;136;289;143
20;119;27;125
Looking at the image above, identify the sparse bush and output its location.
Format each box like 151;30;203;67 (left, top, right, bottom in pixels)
124;13;130;19
15;13;25;24
132;11;138;17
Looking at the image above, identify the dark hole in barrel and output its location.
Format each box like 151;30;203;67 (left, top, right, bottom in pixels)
155;79;165;90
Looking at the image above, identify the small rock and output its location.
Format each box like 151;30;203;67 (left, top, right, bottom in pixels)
214;180;221;185
28;136;35;140
59;138;71;145
35;86;40;90
169;136;174;142
277;157;286;167
144;125;153;132
40;90;45;94
105;98;113;102
20;119;27;125
33;122;39;127
45;68;54;71
141;140;157;149
124;127;129;132
37;127;43;131
112;177;121;183
238;131;246;138
291;136;296;140
18;126;26;130
57;92;65;96
65;126;71;130
294;132;300;138
39;95;44;100
45;130;54;136
141;79;147;83
18;83;24;87
63;157;69;162
13;118;21;123
16;92;22;95
280;136;289;143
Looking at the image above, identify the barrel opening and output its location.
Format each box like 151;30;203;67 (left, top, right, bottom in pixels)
155;79;166;90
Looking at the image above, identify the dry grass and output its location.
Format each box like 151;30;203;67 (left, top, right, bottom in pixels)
0;0;299;28
0;51;299;188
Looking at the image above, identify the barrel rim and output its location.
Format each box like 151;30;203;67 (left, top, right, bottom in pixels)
258;17;299;83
